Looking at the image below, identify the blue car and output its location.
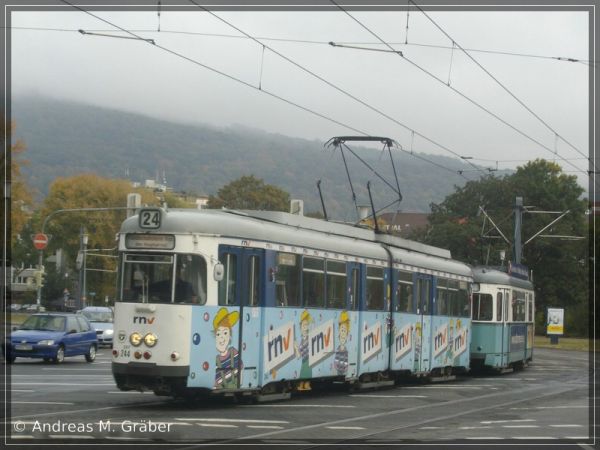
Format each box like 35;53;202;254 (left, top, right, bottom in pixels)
3;313;98;364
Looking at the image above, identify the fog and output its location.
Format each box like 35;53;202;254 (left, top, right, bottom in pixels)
10;6;593;190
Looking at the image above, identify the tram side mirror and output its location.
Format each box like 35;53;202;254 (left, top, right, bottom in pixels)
471;282;480;293
213;262;224;282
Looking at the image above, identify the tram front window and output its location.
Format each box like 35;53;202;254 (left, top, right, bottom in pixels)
120;253;207;304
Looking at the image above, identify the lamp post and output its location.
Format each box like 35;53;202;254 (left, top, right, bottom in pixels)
82;231;88;308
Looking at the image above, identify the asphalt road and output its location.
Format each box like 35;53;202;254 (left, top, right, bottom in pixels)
3;347;596;448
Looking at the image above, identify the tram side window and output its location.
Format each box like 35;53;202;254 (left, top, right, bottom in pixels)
176;254;207;305
496;292;503;321
246;256;259;307
366;266;384;310
303;257;325;308
436;278;448;316
327;260;347;309
218;253;238;306
349;268;359;310
512;290;526;321
472;293;493;321
276;252;301;307
396;270;413;313
446;280;458;316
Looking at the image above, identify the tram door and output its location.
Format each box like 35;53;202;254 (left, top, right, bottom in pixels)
346;263;361;379
498;287;510;367
413;274;433;373
218;246;264;389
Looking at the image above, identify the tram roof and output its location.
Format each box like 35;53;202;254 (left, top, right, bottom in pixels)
120;208;471;277
472;266;534;290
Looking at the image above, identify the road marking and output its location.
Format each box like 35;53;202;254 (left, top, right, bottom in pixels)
459;426;492;430
246;425;284;430
465;437;503;440
351;394;427;398
502;425;539;428
197;423;237;428
177;418;289;424
106;391;154;395
565;436;590;439
42;368;109;371
12;383;115;386
549;424;584;428
325;426;365;430
481;419;535;424
403;385;485;389
12;401;75;405
11;390;35;393
511;406;587;410
241;404;355;408
512;436;557;440
8;435;34;439
419;426;443;429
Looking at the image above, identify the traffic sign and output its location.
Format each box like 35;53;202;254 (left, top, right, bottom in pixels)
33;233;49;250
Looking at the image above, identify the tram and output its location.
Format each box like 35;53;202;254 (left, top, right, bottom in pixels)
111;207;473;398
469;266;535;371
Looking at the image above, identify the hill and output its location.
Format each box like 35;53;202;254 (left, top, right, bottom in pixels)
12;96;487;220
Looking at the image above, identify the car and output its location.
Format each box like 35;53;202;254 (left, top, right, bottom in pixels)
79;306;114;347
3;313;98;364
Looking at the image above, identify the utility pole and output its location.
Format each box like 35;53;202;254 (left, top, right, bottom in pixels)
513;196;523;264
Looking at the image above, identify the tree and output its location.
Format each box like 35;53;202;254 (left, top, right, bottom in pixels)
39;174;158;303
414;159;588;336
208;175;290;211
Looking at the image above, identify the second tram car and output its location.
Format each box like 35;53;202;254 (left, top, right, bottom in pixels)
469;266;535;371
112;207;474;398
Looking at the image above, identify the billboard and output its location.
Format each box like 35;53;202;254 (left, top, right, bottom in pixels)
546;308;564;335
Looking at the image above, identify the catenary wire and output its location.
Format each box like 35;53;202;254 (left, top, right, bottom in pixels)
408;0;591;165
329;1;590;177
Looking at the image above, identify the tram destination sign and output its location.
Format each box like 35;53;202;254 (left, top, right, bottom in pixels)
508;262;529;280
126;234;175;250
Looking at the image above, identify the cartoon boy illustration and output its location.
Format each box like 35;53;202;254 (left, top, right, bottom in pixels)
445;320;455;365
294;310;313;390
213;307;242;389
334;311;350;376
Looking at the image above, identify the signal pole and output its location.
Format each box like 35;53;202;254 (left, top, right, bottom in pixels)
514;197;523;264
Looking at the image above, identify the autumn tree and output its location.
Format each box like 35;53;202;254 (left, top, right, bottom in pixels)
39;174;158;303
208;175;290;211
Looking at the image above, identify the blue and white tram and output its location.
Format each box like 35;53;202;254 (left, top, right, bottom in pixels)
112;207;472;398
469;266;535;371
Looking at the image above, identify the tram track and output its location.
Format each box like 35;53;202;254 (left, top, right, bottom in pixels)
197;376;590;448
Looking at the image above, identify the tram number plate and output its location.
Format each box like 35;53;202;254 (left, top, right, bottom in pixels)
139;209;161;229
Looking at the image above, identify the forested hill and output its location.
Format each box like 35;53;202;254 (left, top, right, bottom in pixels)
13;96;487;220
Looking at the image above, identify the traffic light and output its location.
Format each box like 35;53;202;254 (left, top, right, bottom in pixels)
34;268;47;288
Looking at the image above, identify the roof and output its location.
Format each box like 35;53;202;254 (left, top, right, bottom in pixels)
472;266;534;290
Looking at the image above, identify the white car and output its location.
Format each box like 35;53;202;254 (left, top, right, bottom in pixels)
79;306;114;347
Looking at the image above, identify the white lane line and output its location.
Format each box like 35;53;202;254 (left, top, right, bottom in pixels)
512;436;557;440
351;394;428;398
502;425;539;428
197;423;237;428
11;390;35;393
459;426;493;430
465;437;503;440
326;426;365;430
511;406;587;410
12;383;115;386
403;385;484;389
12;401;75;405
565;436;590;439
177;418;289;424
420;426;443;430
106;391;154;395
246;425;284;430
8;435;34;439
241;404;355;408
49;435;95;439
481;419;535;424
549;424;584;428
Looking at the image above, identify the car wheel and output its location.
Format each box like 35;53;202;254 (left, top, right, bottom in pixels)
85;344;96;363
53;345;65;364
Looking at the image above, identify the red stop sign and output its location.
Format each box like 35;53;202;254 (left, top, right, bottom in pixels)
33;233;48;250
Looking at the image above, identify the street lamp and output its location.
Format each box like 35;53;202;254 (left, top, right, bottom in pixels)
82;232;88;308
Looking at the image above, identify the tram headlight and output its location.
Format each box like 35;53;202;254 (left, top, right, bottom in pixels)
144;333;158;347
129;332;143;347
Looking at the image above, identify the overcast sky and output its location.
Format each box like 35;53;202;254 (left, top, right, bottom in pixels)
10;5;592;190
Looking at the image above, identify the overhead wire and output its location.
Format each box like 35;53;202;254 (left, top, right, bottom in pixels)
187;0;483;178
8;26;595;65
329;0;590;177
408;0;591;166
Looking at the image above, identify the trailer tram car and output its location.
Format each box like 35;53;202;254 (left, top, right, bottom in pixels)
112;207;473;399
469;266;535;371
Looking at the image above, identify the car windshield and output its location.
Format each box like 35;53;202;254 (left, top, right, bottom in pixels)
81;311;113;323
19;315;66;332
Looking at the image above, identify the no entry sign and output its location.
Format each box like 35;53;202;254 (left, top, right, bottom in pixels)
33;233;49;250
